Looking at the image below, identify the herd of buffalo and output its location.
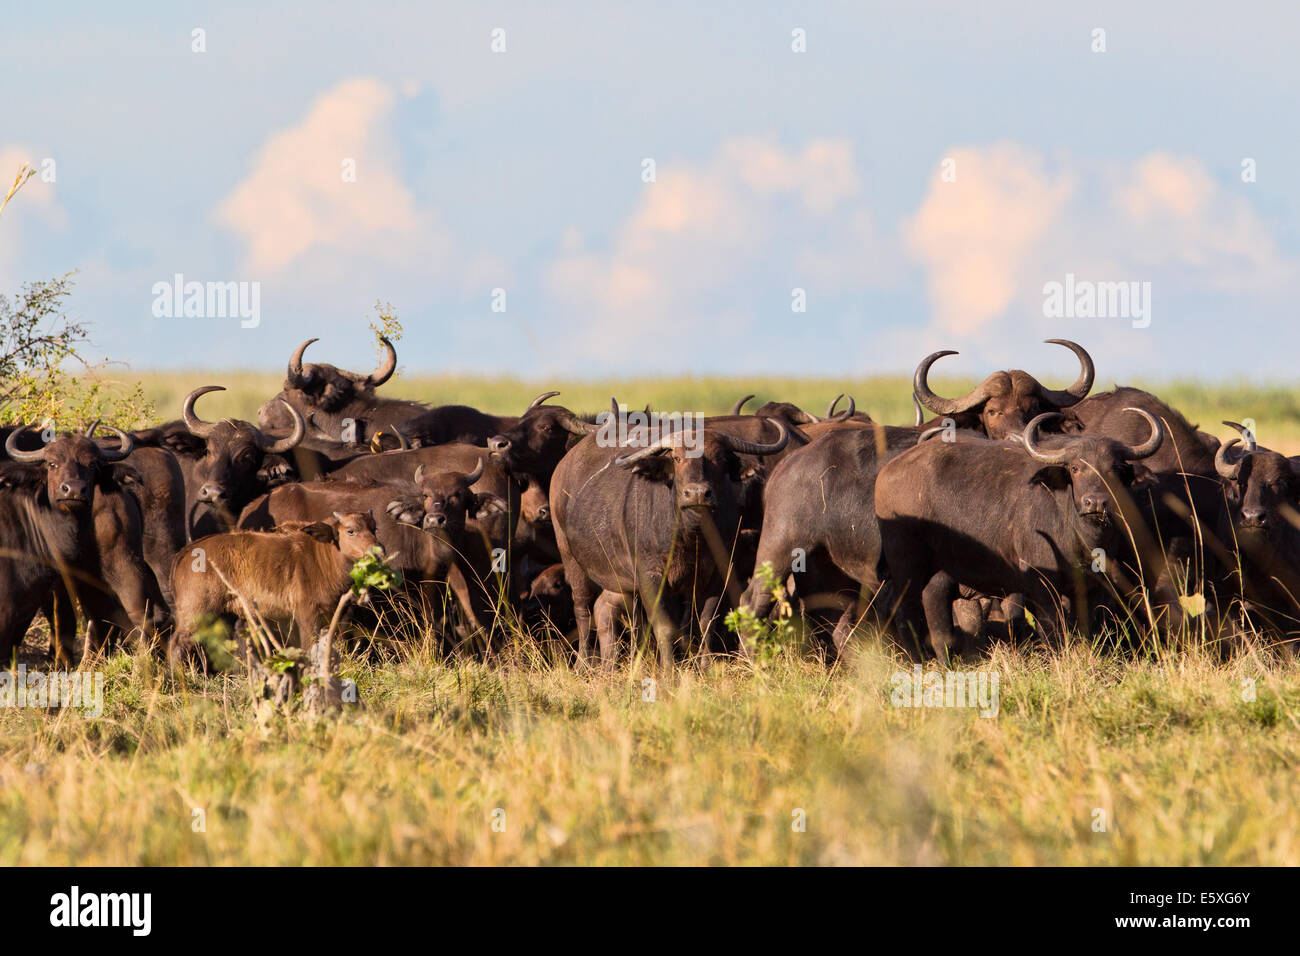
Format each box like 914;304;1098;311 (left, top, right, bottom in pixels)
2;336;1297;673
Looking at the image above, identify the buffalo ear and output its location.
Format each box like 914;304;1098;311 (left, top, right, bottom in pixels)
1129;463;1158;494
1057;416;1086;435
728;456;759;483
300;521;336;544
630;455;674;483
105;463;143;490
1029;465;1071;491
162;431;206;457
0;463;41;491
474;493;510;520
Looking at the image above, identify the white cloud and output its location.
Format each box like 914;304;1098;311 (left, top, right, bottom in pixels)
904;144;1075;336
904;144;1296;343
214;77;447;274
544;136;892;362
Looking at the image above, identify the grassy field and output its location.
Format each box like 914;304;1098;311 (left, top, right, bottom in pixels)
129;370;1300;453
3;371;1299;866
2;638;1297;865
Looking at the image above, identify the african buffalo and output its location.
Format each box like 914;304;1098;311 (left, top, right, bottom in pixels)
87;422;186;607
169;511;382;664
487;392;603;491
551;418;789;668
1213;421;1300;641
387;405;520;448
2;427;165;660
381;458;517;651
242;466;512;652
735;419;986;654
876;408;1165;659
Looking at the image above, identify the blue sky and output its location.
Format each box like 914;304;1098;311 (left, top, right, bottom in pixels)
2;1;1298;380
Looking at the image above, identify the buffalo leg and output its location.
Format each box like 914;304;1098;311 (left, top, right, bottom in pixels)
921;571;959;663
564;569;597;667
830;596;859;655
696;594;723;659
593;590;629;667
43;582;81;665
1;597;44;666
637;574;678;670
738;523;801;655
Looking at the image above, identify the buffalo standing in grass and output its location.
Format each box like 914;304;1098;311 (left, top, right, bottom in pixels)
2;427;165;661
551;419;788;668
1213;421;1300;644
876;409;1165;660
170;511;382;665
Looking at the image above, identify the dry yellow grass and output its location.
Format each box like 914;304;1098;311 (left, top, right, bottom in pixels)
1;636;1297;865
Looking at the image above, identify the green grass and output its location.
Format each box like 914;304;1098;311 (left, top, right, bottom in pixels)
131;371;1300;453
2;638;1296;865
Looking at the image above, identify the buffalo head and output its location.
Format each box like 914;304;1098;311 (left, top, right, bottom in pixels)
257;336;398;433
914;339;1095;439
181;385;304;520
1021;407;1163;536
4;425;133;513
487;391;600;482
613;418;789;515
1215;421;1300;539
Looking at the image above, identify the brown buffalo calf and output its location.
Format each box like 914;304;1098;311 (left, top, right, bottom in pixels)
169;511;381;664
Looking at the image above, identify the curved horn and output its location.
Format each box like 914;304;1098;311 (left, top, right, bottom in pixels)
556;409;601;436
1121;407;1164;461
1037;339;1095;407
1223;420;1257;455
95;425;134;462
824;394;856;423
365;336;398;387
390;425;410;451
413;464;425;484
918;425;948;443
258;400;306;454
463;457;485;485
721;418;790;457
1215;439;1245;481
731;394;755;416
287;338;318;383
85;419;101;437
912;395;925;427
4;427;47;462
182;385;226;438
1022;412;1071;465
913;350;992;415
527;390;561;412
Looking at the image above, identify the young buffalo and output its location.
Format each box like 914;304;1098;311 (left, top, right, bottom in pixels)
169;511;382;665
